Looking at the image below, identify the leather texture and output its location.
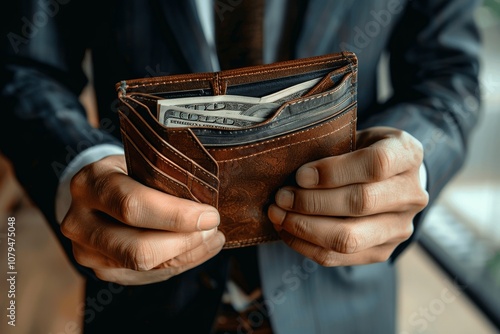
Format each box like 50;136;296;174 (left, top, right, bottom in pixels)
118;53;358;248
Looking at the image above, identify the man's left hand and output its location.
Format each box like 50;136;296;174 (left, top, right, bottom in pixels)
268;126;429;266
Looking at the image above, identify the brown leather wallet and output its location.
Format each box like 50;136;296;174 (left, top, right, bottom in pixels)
116;52;358;248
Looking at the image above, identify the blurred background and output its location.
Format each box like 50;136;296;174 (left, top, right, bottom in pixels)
0;2;499;333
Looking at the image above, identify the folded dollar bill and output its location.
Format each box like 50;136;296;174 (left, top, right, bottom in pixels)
157;77;320;129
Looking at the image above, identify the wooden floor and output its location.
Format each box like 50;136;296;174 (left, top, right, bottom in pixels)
0;156;497;334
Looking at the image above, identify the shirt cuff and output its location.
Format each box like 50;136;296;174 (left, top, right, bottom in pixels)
55;144;125;223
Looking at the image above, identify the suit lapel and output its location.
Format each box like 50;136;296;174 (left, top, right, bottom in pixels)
154;0;214;73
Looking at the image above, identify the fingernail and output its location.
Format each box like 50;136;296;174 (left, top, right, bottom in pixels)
208;232;226;252
296;166;318;187
201;228;217;241
268;204;286;226
276;189;294;209
197;211;220;231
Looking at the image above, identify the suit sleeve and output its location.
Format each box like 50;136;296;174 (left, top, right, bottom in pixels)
360;0;482;258
0;1;120;260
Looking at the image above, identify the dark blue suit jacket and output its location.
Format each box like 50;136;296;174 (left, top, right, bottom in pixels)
0;0;481;332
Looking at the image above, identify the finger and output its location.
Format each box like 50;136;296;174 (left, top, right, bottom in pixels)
275;174;428;217
155;231;225;269
61;210;219;271
279;230;403;266
72;242;122;269
269;206;413;253
296;130;423;189
93;267;180;286
93;233;225;286
71;158;220;232
73;231;225;271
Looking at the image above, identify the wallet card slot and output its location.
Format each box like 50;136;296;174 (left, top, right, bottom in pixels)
191;73;356;146
119;108;219;189
119;96;219;176
122;131;218;207
302;64;355;98
224;68;333;98
120;113;219;191
147;88;215;100
208;105;357;160
131;68;331;99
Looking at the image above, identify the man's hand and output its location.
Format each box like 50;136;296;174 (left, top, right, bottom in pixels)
61;155;225;285
268;127;429;266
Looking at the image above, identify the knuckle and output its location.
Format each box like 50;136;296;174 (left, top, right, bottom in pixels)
166;265;183;277
180;249;196;266
179;233;196;254
413;139;424;163
164;209;184;231
282;232;300;252
313;250;338;267
331;225;361;254
302;191;331;214
391;129;406;141
350;184;377;216
88;223;108;250
93;269;110;282
117;191;142;225
60;218;75;239
416;189;430;208
60;206;84;241
370;147;392;181
72;246;85;265
399;220;415;241
123;239;157;271
93;269;123;285
403;131;424;162
70;166;93;198
288;216;309;238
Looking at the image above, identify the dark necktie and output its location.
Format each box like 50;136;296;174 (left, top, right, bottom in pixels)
215;0;265;70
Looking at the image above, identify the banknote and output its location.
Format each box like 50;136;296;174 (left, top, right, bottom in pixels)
159;95;279;120
161;106;266;129
259;77;321;105
157;77;321;128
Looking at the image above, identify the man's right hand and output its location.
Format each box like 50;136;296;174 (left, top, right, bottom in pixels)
60;155;225;285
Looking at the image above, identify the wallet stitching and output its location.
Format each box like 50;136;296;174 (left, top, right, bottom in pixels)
122;131;217;204
214;72;220;95
125;57;356;90
225;235;277;247
127;78;206;89
126;59;351;89
215;121;351;163
210;108;354;156
222;59;348;80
